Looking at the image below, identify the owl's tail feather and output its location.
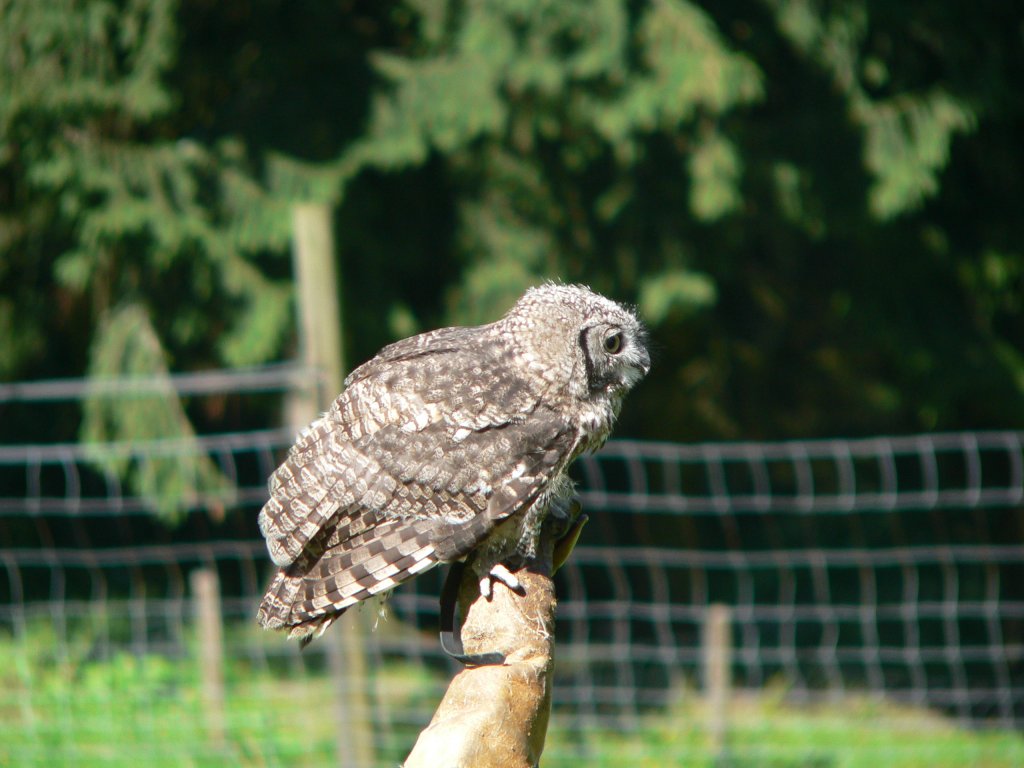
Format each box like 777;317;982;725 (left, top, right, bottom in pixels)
257;573;351;650
257;516;443;646
256;569;328;632
293;615;339;648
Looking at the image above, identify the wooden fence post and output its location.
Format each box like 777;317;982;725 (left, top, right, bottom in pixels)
191;567;226;748
290;202;375;768
702;602;732;757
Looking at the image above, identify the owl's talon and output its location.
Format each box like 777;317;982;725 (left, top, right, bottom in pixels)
481;562;523;600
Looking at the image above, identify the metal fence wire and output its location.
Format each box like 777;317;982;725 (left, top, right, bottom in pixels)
0;368;1022;766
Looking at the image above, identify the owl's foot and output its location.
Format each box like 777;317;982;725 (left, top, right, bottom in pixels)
479;562;524;600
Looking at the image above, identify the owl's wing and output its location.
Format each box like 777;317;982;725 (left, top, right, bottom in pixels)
341;325;483;388
257;413;575;640
258;329;543;567
361;408;577;562
257;331;576;639
340;324;542;436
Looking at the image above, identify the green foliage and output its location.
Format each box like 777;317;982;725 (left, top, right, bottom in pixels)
586;0;763;146
1;0;297;375
858;89;975;219
347;0;762;327
1;0;310;514
689;132;745;221
81;304;235;522
639;267;717;325
0;0;176;131
1;0;1023;460
766;0;977;219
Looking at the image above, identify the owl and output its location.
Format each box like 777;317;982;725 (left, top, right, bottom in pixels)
257;283;649;646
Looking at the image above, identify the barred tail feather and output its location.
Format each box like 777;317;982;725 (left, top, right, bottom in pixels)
257;516;443;646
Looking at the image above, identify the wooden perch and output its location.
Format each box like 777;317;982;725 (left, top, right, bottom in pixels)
403;504;586;768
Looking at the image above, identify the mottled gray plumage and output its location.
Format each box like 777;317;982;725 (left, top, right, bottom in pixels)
257;284;649;643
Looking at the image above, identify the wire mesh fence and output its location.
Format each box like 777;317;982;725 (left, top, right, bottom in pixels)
1;368;1022;766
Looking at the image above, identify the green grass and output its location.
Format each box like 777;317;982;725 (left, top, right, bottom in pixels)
0;621;437;767
2;624;1021;767
544;691;1024;767
2;633;330;766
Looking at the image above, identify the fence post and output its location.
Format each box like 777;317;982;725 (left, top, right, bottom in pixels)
702;602;732;757
290;202;375;768
191;567;226;748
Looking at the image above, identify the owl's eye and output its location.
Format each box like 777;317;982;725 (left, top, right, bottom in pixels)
603;332;624;354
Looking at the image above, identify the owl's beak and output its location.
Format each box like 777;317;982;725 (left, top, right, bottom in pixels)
635;348;651;376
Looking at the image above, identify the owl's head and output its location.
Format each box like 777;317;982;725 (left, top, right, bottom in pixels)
504;284;650;401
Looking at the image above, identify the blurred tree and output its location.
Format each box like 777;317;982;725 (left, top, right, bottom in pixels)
685;0;1024;438
81;303;235;521
337;0;1024;439
344;0;759;328
1;1;289;382
0;0;1022;491
0;0;392;516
